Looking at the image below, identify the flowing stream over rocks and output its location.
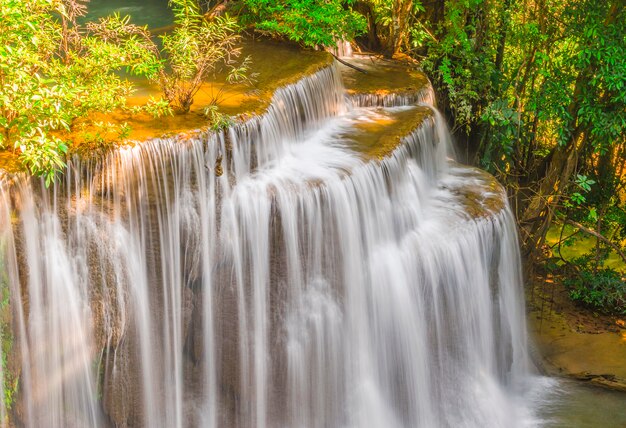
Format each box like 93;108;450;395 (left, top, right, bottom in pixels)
0;63;548;427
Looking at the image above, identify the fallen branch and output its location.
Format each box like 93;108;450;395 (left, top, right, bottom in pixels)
331;53;367;74
565;219;626;266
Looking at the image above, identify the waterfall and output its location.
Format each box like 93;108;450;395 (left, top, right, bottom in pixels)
328;40;353;58
0;62;539;427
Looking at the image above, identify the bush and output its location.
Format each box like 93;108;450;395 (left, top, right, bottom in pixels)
90;0;250;114
1;0;249;183
157;0;248;113
565;267;626;315
0;0;168;184
240;0;366;48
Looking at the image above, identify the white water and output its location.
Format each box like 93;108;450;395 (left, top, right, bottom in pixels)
328;40;353;58
0;63;545;427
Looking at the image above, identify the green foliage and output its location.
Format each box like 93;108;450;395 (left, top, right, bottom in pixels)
479;99;520;166
386;0;625;260
413;0;625;185
240;0;366;48
74;121;133;159
0;0;249;181
368;0;426;55
19;134;69;186
564;174;596;208
0;240;17;417
130;97;174;119
1;0;73;184
204;105;234;131
0;0;169;184
85;13;164;81
99;0;249;115
421;0;500;133
201;55;258;126
565;264;626;315
157;0;246;113
344;0;625;275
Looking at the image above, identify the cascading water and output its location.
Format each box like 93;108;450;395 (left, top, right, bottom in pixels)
0;62;544;427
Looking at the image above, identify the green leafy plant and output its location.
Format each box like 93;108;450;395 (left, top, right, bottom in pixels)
130;97;174;119
0;241;18;417
206;55;258;107
575;174;596;192
565;265;626;315
204;105;234;131
367;0;425;55
563;175;596;208
240;0;367;48
0;0;249;182
157;0;247;113
96;0;250;116
74;121;134;159
0;0;170;184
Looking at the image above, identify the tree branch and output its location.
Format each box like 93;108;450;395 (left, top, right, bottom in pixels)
565;219;626;266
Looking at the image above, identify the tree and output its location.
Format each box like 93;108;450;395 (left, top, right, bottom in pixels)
92;0;249;114
516;0;625;261
0;0;166;184
357;0;425;57
240;0;367;48
398;0;625;265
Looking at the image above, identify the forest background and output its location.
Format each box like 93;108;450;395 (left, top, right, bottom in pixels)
1;0;624;313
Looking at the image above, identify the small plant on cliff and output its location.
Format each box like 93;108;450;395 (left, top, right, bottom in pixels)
73;121;133;160
0;241;18;419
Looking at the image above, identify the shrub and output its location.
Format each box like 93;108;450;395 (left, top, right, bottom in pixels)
565;267;626;315
92;0;250;114
0;0;168;184
1;0;249;182
157;0;248;113
240;0;367;48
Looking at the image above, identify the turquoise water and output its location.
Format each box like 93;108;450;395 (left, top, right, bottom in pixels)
87;0;173;28
538;380;626;427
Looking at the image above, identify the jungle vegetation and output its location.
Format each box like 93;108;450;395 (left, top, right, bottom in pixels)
0;0;246;183
238;0;625;313
1;0;624;311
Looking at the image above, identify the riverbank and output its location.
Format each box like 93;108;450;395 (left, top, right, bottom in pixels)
528;273;626;392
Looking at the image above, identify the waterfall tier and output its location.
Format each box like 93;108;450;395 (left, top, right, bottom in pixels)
0;61;537;427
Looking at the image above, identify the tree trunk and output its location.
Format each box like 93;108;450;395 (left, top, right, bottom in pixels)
384;0;413;57
495;0;513;72
519;140;579;259
518;0;621;262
